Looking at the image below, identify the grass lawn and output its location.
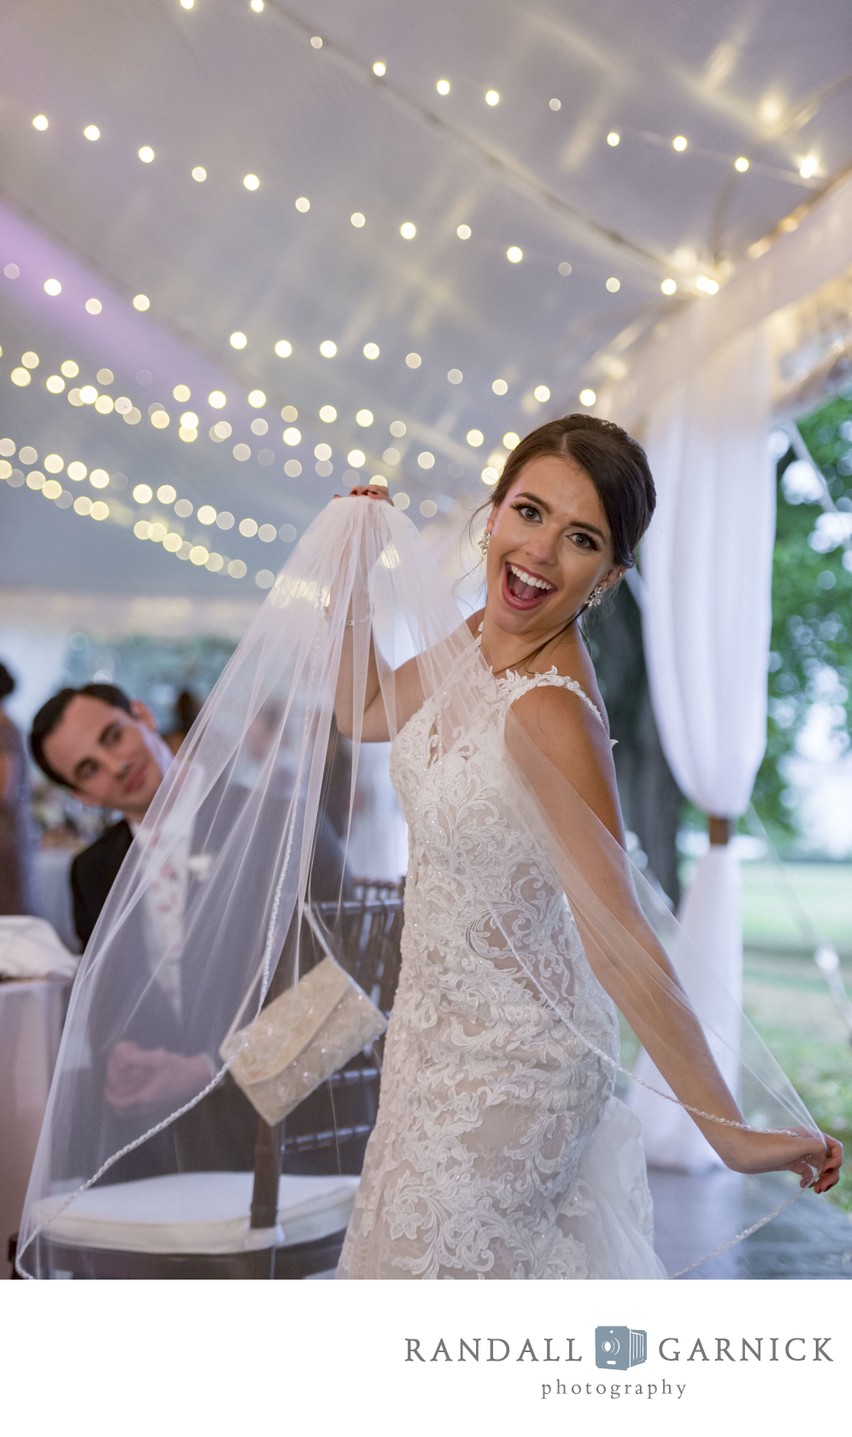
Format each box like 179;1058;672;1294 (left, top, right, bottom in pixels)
739;859;851;957
736;861;849;1210
743;947;852;1212
622;860;852;1210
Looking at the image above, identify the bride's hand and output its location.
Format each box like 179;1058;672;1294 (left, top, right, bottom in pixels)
720;1125;842;1192
334;484;393;503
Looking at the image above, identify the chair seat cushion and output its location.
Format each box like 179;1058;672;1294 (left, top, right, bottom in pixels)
37;1171;359;1255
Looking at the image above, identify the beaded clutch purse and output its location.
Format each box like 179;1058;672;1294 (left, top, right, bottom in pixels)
220;954;387;1126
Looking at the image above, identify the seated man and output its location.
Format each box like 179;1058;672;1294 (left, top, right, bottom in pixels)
30;682;351;1177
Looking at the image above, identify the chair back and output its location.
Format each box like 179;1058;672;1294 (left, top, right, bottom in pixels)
249;888;403;1227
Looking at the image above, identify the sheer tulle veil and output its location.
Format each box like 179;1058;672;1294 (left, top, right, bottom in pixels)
17;494;827;1278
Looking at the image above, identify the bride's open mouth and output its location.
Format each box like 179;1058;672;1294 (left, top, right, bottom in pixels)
501;561;556;610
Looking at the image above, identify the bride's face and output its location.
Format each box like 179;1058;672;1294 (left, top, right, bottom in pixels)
484;453;621;640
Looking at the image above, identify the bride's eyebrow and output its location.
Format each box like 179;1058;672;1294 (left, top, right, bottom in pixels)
513;491;607;542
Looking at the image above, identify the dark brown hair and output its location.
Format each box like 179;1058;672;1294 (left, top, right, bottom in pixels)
483;413;656;568
30;683;135;788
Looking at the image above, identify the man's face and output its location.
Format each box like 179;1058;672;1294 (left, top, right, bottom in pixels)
43;695;171;822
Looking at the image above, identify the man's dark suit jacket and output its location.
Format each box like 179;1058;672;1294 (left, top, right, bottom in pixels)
68;797;352;1181
71;818;134;950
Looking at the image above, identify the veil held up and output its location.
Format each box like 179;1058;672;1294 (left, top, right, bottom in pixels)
17;495;828;1278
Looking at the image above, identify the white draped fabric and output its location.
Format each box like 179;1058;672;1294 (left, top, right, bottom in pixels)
600;178;852;1170
629;324;775;1169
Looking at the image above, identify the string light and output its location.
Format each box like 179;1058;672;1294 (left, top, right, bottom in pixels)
372;60;387;77
43;278;62;296
8;80;766;548
242;173;260;191
132;294;150;311
229;331;247;349
362;342;380;359
138;146;155;163
735;156;750;172
579;388;596;407
606;132;620;147
191;166;207;182
32;115;49;131
485;90;500;106
533;385;551;403
319;340;338;357
350;212;366;228
83;125;101;142
436;79;451;96
672;135;688;152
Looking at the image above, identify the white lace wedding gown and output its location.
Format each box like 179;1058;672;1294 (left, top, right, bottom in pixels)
337;659;666;1279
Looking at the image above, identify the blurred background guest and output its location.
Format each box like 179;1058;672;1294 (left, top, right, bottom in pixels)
0;661;37;915
164;687;203;755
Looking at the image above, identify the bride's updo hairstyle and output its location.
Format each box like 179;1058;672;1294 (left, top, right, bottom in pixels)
487;414;656;569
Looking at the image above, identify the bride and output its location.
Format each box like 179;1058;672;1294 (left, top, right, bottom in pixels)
333;413;841;1279
17;412;841;1281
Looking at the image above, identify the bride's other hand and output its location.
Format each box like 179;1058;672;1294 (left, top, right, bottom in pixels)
721;1125;842;1191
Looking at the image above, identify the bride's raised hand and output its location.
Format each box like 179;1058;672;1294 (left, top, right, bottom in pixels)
721;1125;842;1191
333;484;394;503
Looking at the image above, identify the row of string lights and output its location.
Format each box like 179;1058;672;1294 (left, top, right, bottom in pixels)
5;3;825;585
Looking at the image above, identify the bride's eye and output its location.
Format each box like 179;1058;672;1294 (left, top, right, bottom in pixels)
512;502;540;522
569;532;597;550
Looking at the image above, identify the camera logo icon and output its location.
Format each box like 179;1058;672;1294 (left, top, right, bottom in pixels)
595;1326;647;1370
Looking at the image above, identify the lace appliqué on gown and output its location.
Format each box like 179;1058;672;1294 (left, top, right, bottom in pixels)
337;662;665;1279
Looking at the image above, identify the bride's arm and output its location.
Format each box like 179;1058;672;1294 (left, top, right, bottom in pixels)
332;486;423;742
506;683;840;1190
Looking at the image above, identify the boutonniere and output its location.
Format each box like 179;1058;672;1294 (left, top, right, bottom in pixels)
186;853;214;882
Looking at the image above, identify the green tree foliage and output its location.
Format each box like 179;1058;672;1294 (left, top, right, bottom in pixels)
754;391;852;843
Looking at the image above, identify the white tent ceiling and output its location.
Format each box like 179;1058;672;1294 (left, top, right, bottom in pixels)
1;0;851;614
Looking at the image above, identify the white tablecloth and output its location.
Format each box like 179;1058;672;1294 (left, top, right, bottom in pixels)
0;978;69;1277
34;847;81;955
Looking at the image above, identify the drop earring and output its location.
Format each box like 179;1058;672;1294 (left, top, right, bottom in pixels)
478;530;491;557
586;584;605;609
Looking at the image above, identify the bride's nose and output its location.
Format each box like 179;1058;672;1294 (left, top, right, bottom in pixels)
522;527;559;566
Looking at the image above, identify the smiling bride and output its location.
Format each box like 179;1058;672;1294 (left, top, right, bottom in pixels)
333;413;841;1279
